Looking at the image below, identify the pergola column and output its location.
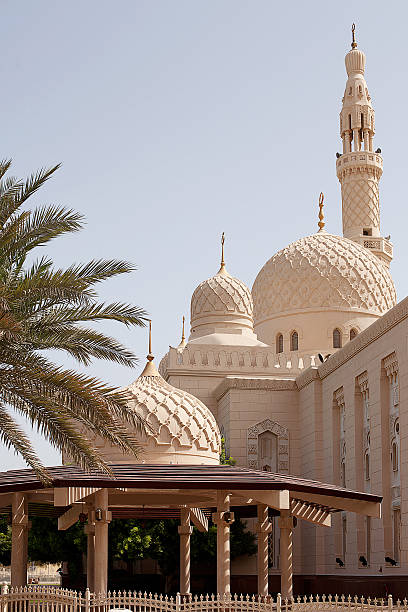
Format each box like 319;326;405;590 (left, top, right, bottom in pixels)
84;522;95;591
92;489;111;594
212;491;234;595
278;510;293;600
256;504;272;596
11;493;29;588
178;507;193;594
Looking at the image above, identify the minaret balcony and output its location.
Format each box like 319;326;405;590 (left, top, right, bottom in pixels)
336;151;383;179
353;234;393;265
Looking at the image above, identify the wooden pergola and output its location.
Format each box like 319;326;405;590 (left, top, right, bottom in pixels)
0;464;382;598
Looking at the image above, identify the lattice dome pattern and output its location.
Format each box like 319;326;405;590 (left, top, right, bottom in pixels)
191;270;253;323
252;232;396;323
127;365;221;464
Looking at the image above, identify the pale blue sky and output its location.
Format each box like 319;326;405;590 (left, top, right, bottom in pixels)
1;1;407;469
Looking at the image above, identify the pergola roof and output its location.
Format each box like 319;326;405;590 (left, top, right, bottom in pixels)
0;464;380;501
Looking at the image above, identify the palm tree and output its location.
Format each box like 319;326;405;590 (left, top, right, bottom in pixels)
0;160;148;482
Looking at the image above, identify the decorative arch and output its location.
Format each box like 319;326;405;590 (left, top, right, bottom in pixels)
247;419;289;473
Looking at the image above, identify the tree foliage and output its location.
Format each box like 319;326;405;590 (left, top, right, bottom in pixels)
0;160;148;480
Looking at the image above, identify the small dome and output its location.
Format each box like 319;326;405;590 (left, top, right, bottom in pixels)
345;48;366;75
127;358;221;464
191;266;253;325
252;232;396;325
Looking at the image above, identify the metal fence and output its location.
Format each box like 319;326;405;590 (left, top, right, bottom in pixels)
1;587;408;612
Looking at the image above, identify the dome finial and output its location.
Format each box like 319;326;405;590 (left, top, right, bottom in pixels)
140;319;160;376
147;319;153;361
177;315;187;350
318;192;325;232
217;232;229;276
351;23;357;49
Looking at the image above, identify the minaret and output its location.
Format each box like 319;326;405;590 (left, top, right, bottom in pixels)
336;24;393;266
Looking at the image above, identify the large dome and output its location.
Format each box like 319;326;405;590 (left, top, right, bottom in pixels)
253;232;396;340
126;357;221;464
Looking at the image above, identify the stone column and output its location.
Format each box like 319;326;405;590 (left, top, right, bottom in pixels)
11;493;29;588
92;489;111;594
256;504;272;596
212;491;234;595
278;510;293;600
178;507;193;594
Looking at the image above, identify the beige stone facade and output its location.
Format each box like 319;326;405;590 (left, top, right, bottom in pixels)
155;30;408;595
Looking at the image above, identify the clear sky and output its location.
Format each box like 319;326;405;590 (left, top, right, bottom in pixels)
1;1;407;469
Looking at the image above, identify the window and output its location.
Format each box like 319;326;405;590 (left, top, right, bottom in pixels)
392;441;399;472
365;452;370;480
276;333;283;354
290;331;299;351
333;328;342;348
363;228;372;236
350;328;357;341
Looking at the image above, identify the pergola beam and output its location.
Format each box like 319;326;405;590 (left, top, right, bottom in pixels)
54;486;101;507
291;499;331;527
190;507;208;532
290;491;381;517
58;504;83;530
241;489;290;510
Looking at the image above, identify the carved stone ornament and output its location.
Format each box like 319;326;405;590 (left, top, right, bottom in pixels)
247;418;289;474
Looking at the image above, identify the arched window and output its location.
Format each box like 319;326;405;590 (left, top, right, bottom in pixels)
350;328;358;341
333;328;342;349
290;331;298;351
276;333;283;354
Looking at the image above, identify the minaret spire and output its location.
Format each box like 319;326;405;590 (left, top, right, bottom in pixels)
336;27;393;266
351;23;357;49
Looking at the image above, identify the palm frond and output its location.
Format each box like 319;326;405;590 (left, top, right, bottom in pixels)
0;403;52;484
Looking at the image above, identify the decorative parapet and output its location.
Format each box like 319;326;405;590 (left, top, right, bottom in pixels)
159;345;318;379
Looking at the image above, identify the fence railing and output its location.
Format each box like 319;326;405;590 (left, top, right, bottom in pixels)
1;587;408;612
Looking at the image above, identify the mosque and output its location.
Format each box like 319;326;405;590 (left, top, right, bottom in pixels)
1;26;405;603
145;26;406;594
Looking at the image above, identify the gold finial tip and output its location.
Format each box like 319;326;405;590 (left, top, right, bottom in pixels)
218;231;228;275
318;192;325;232
351;23;357;49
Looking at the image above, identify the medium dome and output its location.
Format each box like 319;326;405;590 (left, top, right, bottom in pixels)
253;232;396;324
126;357;221;464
